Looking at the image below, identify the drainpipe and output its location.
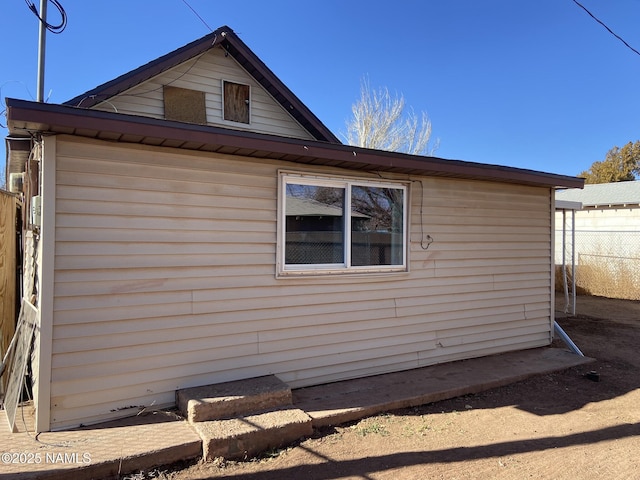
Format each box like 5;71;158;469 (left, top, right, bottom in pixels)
554;321;584;356
562;209;569;313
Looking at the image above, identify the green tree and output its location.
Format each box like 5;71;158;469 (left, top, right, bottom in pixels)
579;141;640;184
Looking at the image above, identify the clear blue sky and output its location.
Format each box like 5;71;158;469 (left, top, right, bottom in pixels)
2;0;640;182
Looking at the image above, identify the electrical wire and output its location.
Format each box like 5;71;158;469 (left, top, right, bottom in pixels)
415;179;434;250
571;0;640;57
180;0;213;32
75;35;218;108
1;80;36;126
1;80;36;102
24;0;67;34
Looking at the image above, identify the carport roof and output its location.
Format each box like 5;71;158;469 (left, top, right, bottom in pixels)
556;181;640;207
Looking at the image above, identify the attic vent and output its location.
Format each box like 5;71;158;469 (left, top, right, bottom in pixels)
223;80;250;124
163;86;207;124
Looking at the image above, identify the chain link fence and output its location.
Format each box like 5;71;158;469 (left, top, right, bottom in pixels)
556;229;640;300
286;232;401;266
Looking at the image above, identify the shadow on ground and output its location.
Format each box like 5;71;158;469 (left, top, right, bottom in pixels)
179;422;640;480
397;312;640;418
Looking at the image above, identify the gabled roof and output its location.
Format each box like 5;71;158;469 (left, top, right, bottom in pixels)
556;181;640;207
6;98;584;189
63;25;339;144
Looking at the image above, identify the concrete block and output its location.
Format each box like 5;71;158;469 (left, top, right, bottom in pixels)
195;408;312;461
177;375;292;423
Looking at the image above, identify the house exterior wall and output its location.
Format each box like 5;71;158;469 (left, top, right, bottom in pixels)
554;207;640;300
45;135;554;429
88;47;315;140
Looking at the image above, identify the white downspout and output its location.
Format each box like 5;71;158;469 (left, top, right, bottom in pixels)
562;209;569;313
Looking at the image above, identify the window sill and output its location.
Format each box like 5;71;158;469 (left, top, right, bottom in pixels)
276;267;409;279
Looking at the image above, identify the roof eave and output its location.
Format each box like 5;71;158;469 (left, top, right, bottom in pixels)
217;29;340;144
6;98;585;190
64;28;223;109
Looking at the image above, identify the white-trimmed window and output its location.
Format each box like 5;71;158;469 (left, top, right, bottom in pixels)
278;172;408;275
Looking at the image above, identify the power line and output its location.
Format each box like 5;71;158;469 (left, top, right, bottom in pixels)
24;0;67;34
180;0;213;32
571;0;640;57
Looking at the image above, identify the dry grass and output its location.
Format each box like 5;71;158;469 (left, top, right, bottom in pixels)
555;256;640;301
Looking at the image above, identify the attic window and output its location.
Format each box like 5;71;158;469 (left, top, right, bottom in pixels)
223;81;250;124
163;86;207;124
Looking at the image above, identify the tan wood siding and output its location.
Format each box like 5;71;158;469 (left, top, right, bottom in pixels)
49;136;553;429
0;192;17;385
91;48;315;140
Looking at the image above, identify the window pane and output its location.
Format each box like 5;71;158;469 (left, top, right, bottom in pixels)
351;186;404;266
285;184;345;264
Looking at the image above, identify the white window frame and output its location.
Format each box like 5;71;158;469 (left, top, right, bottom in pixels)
277;171;409;277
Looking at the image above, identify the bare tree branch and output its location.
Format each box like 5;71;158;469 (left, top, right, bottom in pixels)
344;77;439;156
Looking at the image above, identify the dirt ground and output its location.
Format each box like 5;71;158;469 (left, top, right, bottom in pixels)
141;296;640;480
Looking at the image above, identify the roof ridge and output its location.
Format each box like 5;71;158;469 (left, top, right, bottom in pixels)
63;26;340;143
63;27;226;108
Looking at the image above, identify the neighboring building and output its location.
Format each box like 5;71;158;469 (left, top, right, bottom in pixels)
555;182;640;300
4;26;583;432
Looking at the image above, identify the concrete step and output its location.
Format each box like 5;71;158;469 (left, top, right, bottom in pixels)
176;375;292;423
194;408;312;461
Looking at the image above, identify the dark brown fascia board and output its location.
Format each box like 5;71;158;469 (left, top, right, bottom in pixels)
63;26;340;144
6;98;585;189
64;28;223;108
217;30;340;144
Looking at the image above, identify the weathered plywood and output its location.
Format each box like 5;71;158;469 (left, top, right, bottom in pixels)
0;192;17;379
163;86;207;124
92;49;315;140
47;136;554;429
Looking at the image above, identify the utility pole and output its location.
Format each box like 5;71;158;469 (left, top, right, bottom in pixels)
36;0;47;102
